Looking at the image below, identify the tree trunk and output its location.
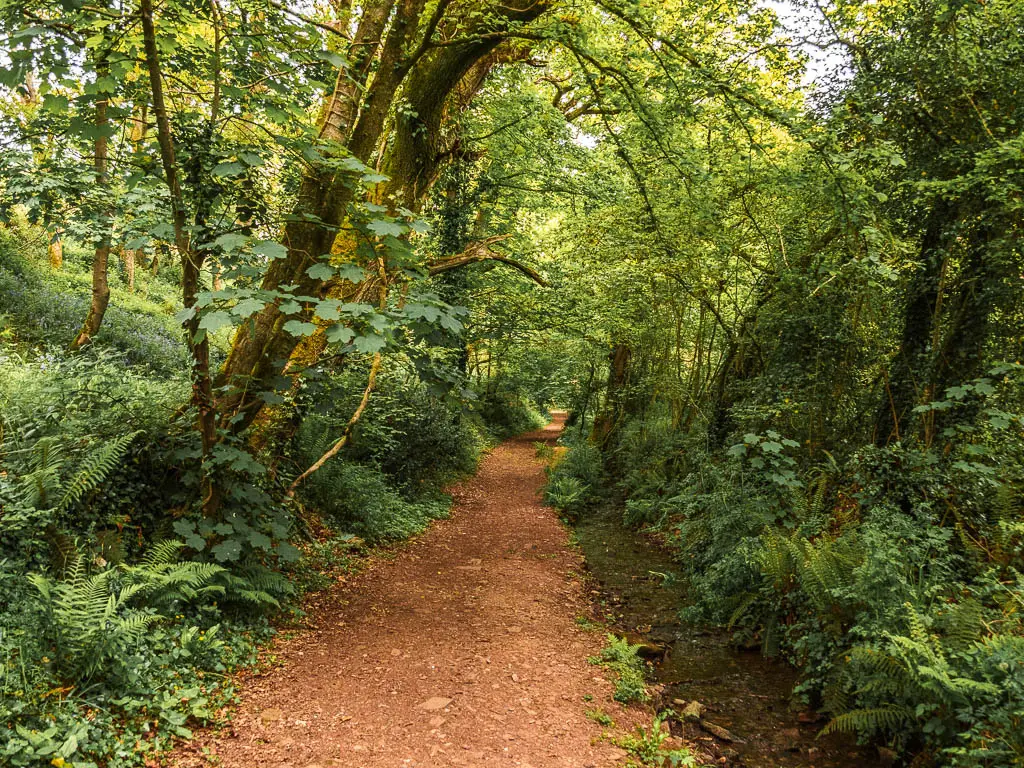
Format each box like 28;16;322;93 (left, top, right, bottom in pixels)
47;228;63;270
706;283;773;449
70;74;113;351
216;0;550;435
873;202;955;445
591;343;632;451
141;0;218;514
122;247;136;292
927;221;1007;441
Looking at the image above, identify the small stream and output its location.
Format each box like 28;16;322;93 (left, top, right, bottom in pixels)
574;506;878;768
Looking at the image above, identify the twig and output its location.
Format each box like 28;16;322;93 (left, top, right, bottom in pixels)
285;352;383;497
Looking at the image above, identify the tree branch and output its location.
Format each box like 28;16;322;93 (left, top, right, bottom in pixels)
285;352;383;498
428;235;548;286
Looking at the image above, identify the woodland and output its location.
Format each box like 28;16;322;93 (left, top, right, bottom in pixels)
0;0;1022;765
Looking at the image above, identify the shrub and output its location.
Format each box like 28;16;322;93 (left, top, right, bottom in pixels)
618;711;698;767
346;372;485;490
544;441;605;518
589;633;650;704
28;542;224;684
295;458;450;543
473;376;547;438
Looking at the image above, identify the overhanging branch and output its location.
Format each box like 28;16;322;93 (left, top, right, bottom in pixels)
428;235;548;287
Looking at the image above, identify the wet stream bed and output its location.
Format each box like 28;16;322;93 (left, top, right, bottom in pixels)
574;507;878;768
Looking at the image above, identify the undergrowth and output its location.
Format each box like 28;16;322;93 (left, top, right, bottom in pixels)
589;633;650;704
558;367;1024;766
617;711;698;768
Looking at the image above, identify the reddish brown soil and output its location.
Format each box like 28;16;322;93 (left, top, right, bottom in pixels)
170;416;641;768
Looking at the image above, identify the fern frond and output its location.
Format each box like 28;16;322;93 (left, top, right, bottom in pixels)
137;539;185;570
821;705;913;736
19;436;64;508
727;591;760;630
939;598;985;652
56;431;141;513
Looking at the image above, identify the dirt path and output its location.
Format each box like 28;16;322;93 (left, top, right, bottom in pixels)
171;416;639;768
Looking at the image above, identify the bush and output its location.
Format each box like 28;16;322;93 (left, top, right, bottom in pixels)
473;376;547;438
609;399;1024;764
0;346;188;568
295;459;450;543
544;440;605;518
346;372;486;490
1;539;267;768
589;633;650;704
28;543;224;685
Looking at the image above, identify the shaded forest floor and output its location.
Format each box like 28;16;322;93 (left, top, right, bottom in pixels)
169;416;645;767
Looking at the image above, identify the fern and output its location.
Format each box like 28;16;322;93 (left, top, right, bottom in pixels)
821;704;914;736
589;634;650;703
212;564;292;609
16;431;140;514
825;604;1007;746
18;436;64;508
29;556;158;681
56;431;141;513
545;475;587;513
755;529;862;620
789;470;829;523
936;598;985;652
29;541;224;683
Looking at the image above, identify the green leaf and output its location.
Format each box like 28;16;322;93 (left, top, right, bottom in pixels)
339;156;370;173
314;299;343;321
253;241;288;260
198;311;234;332
325;325;354;344
367;219;405;238
439;313;462;332
353;333;386;353
337;264;365;282
406;303;441;322
341;302;374;317
175;307;196;324
311;49;347;68
233;297;265;317
214;233;249;252
248;531;272;550
306;263;335;281
211;539;242;562
283;320;317;337
212;161;245;178
41;93;69;113
973;379;995;396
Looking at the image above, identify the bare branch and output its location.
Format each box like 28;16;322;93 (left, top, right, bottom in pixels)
429;235;548;286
